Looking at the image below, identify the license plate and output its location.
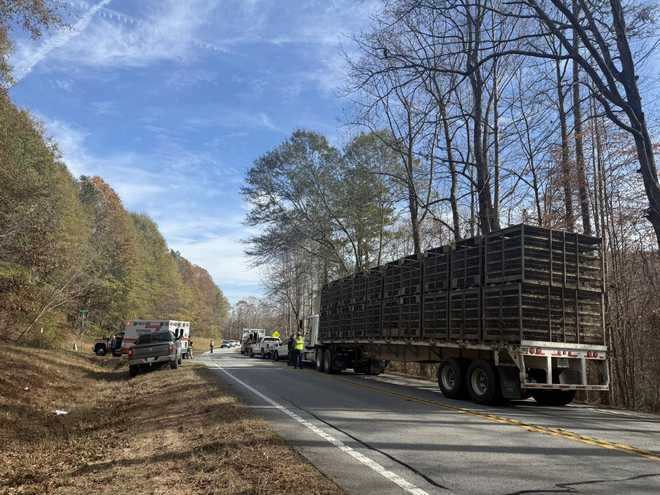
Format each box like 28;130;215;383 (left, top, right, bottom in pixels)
556;358;569;368
146;357;155;363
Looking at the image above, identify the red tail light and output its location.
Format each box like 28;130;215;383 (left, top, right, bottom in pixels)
169;343;174;353
128;348;133;358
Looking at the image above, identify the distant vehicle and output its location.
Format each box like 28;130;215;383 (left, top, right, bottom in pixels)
241;329;266;355
127;330;182;378
93;337;111;356
110;332;124;356
272;340;289;362
221;341;232;348
122;320;191;358
258;336;281;359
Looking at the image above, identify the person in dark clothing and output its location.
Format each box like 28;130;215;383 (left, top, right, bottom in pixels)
287;335;295;366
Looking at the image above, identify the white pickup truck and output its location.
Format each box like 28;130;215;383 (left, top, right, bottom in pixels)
248;336;281;359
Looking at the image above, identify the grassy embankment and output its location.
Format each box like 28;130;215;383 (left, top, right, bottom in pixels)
0;345;343;495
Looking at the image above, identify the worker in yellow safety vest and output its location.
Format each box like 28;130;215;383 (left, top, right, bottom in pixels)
294;333;305;369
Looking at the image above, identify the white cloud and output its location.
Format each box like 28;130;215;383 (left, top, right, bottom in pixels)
12;0;223;76
12;0;113;83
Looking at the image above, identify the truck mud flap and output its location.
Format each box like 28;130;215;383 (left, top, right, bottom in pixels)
497;366;521;400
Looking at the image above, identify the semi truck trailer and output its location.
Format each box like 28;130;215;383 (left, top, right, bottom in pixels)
312;224;609;406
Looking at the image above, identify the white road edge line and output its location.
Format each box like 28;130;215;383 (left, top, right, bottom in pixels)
211;364;430;495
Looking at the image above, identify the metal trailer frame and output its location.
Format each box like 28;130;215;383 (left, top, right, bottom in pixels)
315;337;609;392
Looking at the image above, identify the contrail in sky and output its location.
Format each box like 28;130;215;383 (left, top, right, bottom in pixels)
12;0;113;84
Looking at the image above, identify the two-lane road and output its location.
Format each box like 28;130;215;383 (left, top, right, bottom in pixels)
200;351;660;494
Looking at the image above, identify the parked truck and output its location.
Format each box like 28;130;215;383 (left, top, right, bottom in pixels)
127;330;182;378
122;320;191;358
312;224;609;406
240;329;266;355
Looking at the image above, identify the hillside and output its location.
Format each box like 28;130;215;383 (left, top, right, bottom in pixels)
0;94;228;345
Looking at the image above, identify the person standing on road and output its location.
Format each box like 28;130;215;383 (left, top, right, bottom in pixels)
209;339;214;354
294;333;304;369
287;335;295;366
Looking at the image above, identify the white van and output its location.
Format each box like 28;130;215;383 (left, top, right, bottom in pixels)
122;320;192;359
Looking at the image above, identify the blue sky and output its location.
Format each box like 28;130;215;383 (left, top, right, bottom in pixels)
9;0;379;304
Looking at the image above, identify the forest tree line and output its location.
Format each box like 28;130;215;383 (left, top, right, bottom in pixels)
0;93;229;345
243;0;660;412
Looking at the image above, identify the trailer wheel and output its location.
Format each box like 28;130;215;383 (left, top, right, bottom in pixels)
466;360;500;405
531;390;575;406
129;365;139;378
315;349;325;372
438;358;468;399
323;348;336;374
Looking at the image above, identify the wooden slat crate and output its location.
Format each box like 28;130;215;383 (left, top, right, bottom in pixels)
449;289;481;341
364;301;382;338
451;238;482;289
422;291;449;338
483;283;605;345
399;295;421;338
351;302;366;338
484;224;603;292
366;266;383;302
339;304;353;340
352;272;367;304
399;254;422;296
423;246;451;293
382;298;400;338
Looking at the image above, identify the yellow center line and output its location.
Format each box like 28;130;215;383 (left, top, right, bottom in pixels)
333;374;660;463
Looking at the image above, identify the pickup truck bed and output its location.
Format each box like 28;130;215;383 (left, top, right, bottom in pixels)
128;332;180;377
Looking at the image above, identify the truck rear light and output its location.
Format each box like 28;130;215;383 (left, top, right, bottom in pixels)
127;348;133;358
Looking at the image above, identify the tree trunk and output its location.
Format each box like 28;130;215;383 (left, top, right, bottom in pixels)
438;94;461;241
572;0;592;235
556;58;576;231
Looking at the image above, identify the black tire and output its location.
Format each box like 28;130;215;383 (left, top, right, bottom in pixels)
520;389;533;400
437;358;468;399
466;359;501;405
315;349;325;372
129;365;139;378
170;359;178;370
532;390;576;406
323;348;335;374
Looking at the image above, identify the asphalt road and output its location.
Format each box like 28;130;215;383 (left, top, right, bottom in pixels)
199;350;660;495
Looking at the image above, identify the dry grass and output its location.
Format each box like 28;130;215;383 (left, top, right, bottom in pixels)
0;345;344;495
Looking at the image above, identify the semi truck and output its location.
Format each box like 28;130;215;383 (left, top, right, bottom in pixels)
312;224;609;406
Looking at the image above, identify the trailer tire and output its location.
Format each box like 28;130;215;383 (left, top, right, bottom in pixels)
129;365;139;378
323;348;336;374
315;349;325;372
466;360;501;405
438;358;468;399
531;390;575;406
